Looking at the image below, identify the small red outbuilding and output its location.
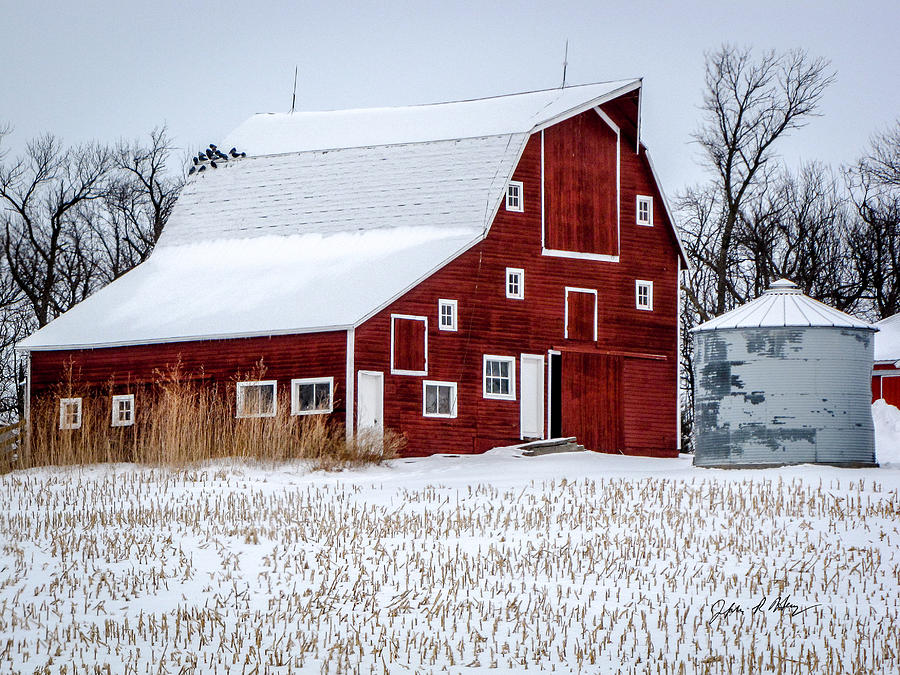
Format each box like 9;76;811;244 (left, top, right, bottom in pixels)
873;313;900;409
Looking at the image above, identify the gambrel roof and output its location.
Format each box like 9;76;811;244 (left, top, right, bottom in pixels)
20;79;682;350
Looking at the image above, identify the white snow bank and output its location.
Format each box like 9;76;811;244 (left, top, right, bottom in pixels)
874;399;900;465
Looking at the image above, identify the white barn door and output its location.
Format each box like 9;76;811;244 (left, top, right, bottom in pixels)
520;354;545;439
357;370;384;437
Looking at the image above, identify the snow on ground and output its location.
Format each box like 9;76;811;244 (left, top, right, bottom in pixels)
1;450;899;674
874;398;900;465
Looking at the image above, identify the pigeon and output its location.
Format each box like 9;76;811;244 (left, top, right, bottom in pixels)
205;149;215;160
192;157;198;165
197;165;206;173
210;160;217;168
209;144;217;150
188;166;196;175
229;147;237;157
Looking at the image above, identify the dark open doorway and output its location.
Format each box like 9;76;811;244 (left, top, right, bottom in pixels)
549;352;562;438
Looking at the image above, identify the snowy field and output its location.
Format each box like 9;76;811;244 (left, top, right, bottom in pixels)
2;410;900;673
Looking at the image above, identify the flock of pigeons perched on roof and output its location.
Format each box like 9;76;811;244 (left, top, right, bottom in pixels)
188;144;246;175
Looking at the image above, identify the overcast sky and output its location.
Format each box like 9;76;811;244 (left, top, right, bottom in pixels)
2;0;897;193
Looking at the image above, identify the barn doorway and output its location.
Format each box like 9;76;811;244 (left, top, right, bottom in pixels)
357;370;384;437
549;352;562;438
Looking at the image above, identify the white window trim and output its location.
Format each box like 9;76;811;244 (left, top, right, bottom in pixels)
636;280;654;311
539;110;621;263
291;377;334;416
505;268;525;300
111;394;135;427
423;380;458;419
59;397;82;430
390;314;428;376
506;180;524;212
438;299;458;332
564;287;599;341
636;195;653;226
483;354;517;401
236;380;277;418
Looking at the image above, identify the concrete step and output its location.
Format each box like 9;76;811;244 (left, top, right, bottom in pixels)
519;437;587;457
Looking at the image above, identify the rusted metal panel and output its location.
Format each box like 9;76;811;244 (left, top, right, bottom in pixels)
694;327;876;467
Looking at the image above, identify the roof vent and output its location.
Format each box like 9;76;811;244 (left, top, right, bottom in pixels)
764;278;803;295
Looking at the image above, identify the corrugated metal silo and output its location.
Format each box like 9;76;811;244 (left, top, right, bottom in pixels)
693;279;877;468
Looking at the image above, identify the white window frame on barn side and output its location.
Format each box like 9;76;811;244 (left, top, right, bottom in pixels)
236;380;277;418
636;280;654;311
291;377;334;415
111;394;135;427
506;268;525;300
483;355;516;401
423;380;458;418
438;299;458;332
506;180;524;212
636;195;653;226
59;397;82;430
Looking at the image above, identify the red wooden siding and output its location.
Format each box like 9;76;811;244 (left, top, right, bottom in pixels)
884;377;900;408
391;317;426;373
30;331;348;419
561;352;622;451
355;106;681;457
566;290;596;341
544;112;618;256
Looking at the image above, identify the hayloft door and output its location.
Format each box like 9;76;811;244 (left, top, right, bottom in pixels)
357;370;384;437
520;354;545;439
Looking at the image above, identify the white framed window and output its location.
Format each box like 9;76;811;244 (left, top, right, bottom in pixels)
506;180;524;212
636;195;653;226
59;397;82;430
483;355;516;400
636;280;654;311
236;380;277;418
438;299;458;332
291;377;334;415
111;394;135;427
506;268;524;300
423;381;457;418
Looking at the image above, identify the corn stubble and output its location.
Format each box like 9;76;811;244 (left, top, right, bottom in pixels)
0;466;897;673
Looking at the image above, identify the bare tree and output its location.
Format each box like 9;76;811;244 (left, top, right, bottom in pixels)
95;127;183;282
692;45;835;315
847;121;900;319
0;134;112;327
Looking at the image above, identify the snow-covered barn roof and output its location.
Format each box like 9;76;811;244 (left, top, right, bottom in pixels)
694;279;875;332
19;79;675;351
874;313;900;363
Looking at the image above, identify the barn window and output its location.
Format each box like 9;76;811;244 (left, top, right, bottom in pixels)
236;380;277;418
438;299;457;331
111;394;135;427
636;195;653;226
506;268;524;300
483;355;516;400
636;280;654;311
565;287;598;341
59;398;82;430
423;381;457;418
391;314;428;375
506;181;524;212
291;377;334;415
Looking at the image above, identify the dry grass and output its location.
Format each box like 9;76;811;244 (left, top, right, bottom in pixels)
0;466;897;673
16;367;402;472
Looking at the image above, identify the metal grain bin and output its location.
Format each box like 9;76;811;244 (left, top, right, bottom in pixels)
693;279;877;468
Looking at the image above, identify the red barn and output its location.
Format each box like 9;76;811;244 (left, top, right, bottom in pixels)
19;80;687;456
873;313;900;409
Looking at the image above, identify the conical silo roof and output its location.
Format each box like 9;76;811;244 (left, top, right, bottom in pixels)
694;279;875;332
